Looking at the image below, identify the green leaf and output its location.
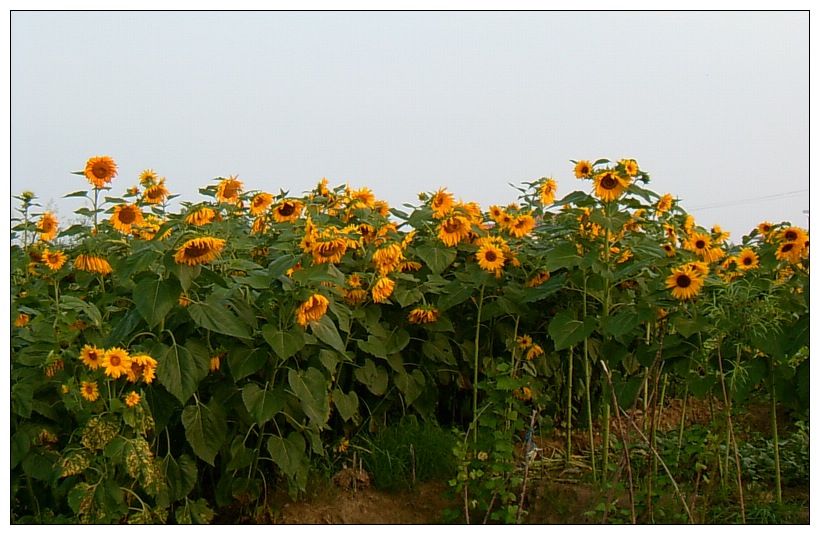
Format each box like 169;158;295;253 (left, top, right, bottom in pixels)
310;314;346;353
415;243;457;275
160;453;198;503
11;430;30;469
354;358;389;395
541;242;582;272
288;367;331;427
357;335;387;358
226;346;268;381
601;307;654;339
242;383;286;426
188;298;252;340
394;369;425;406
181;398;227;466
548;311;597;350
157;340;210;404
262;325;306;361
134;276;180;328
59;295;103;328
64;189;90;198
671;315;708;339
175;498;214;525
437;280;475;311
267;432;306;480
332;387;359;422
104;308;144;347
422;333;456;365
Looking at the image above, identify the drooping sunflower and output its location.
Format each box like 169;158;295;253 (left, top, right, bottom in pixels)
42;249;68;271
408;306;440;324
311;231;348;265
526;344;545;360
249;192;274;216
110;204;145;234
736;248;760;270
573;160;594;179
124;392;141;408
185;206;218;226
84;156;118;188
508;214;536;238
251;216;269;235
373;242;404;275
14;313;30;327
344;288;369;306
216;176;243;204
173;236;226;266
296;294;330;326
656;193;674;214
430;188;455;219
476;243;505;272
37;212;59;241
371;276;395;303
80;381;100;402
525;271;551;287
142;178;169;205
437;215;471;247
101;347;132;379
210;354;222;372
538;178;558;206
79;344;104;370
74;254;113;275
127;354;158;384
665;265;705;300
273;199;304;223
593;170;631;202
134;214;172;241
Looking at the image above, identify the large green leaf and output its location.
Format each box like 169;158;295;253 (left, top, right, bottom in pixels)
288;367;331;427
242;383;286;426
160;453;198;502
104;308;143;347
59;295;102;328
332;387;359;422
157;340;210;404
226;346;268;381
415;243;457;275
134;276;180;328
310;314;346;353
267;432;306;480
354;359;389;395
358;335;387;358
548;310;597;351
541;242;582;272
261;325;305;361
187;298;252;340
394;369;425;406
182;398;227;466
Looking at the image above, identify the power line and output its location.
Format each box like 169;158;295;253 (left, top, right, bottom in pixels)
688;189;809;211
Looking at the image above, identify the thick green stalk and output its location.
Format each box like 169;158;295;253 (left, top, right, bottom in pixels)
769;363;782;505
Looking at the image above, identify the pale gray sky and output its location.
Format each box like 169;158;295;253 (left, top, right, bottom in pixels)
10;10;810;241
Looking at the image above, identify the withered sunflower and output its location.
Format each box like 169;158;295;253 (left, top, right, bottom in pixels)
101;347;132;379
84;156;118;188
216;176;243;204
371;276;395;303
665;265;705;300
476;243;505;272
74;254;113;275
593;171;631;202
296;294;330;326
37;212;59;241
110;204;144;234
174;236;226;266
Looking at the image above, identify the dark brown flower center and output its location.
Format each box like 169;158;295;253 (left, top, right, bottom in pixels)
119;208;137;224
601;174;618;190
109;355;121;367
782;243;794;253
677;275;691;288
743;256;753;266
92;164;109;179
485;250;498;262
278;202;295;217
185;245;210;258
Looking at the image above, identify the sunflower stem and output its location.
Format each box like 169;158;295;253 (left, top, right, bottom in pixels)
472;283;486;444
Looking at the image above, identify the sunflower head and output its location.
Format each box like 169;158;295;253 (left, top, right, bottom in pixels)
371;276;395;303
216;176;243;204
142;179;169;205
573;160;594;179
430;188;455;219
408;306;440;324
174;237;226;266
110;204;145;234
736;248;760;271
42;249;68;271
102;347;132;379
249;192;274;216
80;381;100;402
538;178;558;206
185;206;219;226
84;156;118;188
296;294;330;326
476;243;505;272
37;212;59;241
74;254;113;275
665;265;705;300
656;194;674;214
273;199;304;223
79;344;104;370
124;391;141;408
437;215;471;247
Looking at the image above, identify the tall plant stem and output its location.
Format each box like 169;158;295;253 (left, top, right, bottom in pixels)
600;220;613;481
716;344;746;523
769;362;783;505
566;345;573;465
676;384;689;464
472;283;486;443
583;343;597;481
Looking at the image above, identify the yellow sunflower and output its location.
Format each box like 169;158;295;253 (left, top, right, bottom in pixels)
665;265;705;300
661;243;676;257
372;243;404;275
42;249;67;271
127;354;158;384
488;205;505;223
683;231;711;254
296;294;330;326
142;179;169;205
138;169;159;187
371;276;395;303
273;199;304;223
210;354;222;372
757;221;774;239
711;224;731;244
619;159;639;176
539;178;558;206
775;241;804;264
349;187;376;208
179;292;192;307
476;243;505;272
84;156;118;188
101;347;132;379
249;192;274;216
173;237;226;266
74;254;113;275
14;313;30;327
437;215;471;247
124;392;141;408
656;194;674;214
526;344;545;360
778;226;808;245
344;288;368;306
216;176;243;204
311;232;348;265
517;334;533;350
110;204;144;234
573;160;594;179
80;381;100;402
79;344;104;370
593;171;631;202
514;387;533;401
37;212;59;241
525;271;551;287
430;188;455;219
408;306;440;324
736;248;759;270
508;214;536;238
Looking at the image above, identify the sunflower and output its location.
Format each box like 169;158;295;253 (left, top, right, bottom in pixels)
179;292;192;307
430;188;455;219
665;265;705;300
216;176;243;204
488;205;505;223
775;241;804;264
656;194;674;214
273;199;304;223
174;236;226;266
138;169;159;187
526;344;545;360
573;160;594;179
476;243;505;272
14;313;30;327
371;276;395;303
437;215;471;247
736;248;759;270
210;355;221;372
127;354;158;384
593;171;631;202
661;243;676;257
683;232;711;254
399;261;423;272
101;347;132;379
514;387;533;401
135;214;172;241
349;187;376;208
619;159;639;176
757;221;774;239
37;212;59;241
79;344;104;370
125;392;141;408
778;226;808;245
142;179;169;205
110;204;145;234
711;224;731;244
84;156;118;188
373;242;404;275
74;254;113;275
539;178;558;206
311;232;348;265
525;271;551;287
296;294;330;326
517;334;533;350
249;192;274;216
408;306;440;324
80;381;100;402
508;214;536;238
42;249;67;271
344;288;368;305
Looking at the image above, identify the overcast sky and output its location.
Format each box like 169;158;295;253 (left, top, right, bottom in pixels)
10;10;810;242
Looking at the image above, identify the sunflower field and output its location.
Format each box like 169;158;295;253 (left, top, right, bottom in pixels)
10;156;809;524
